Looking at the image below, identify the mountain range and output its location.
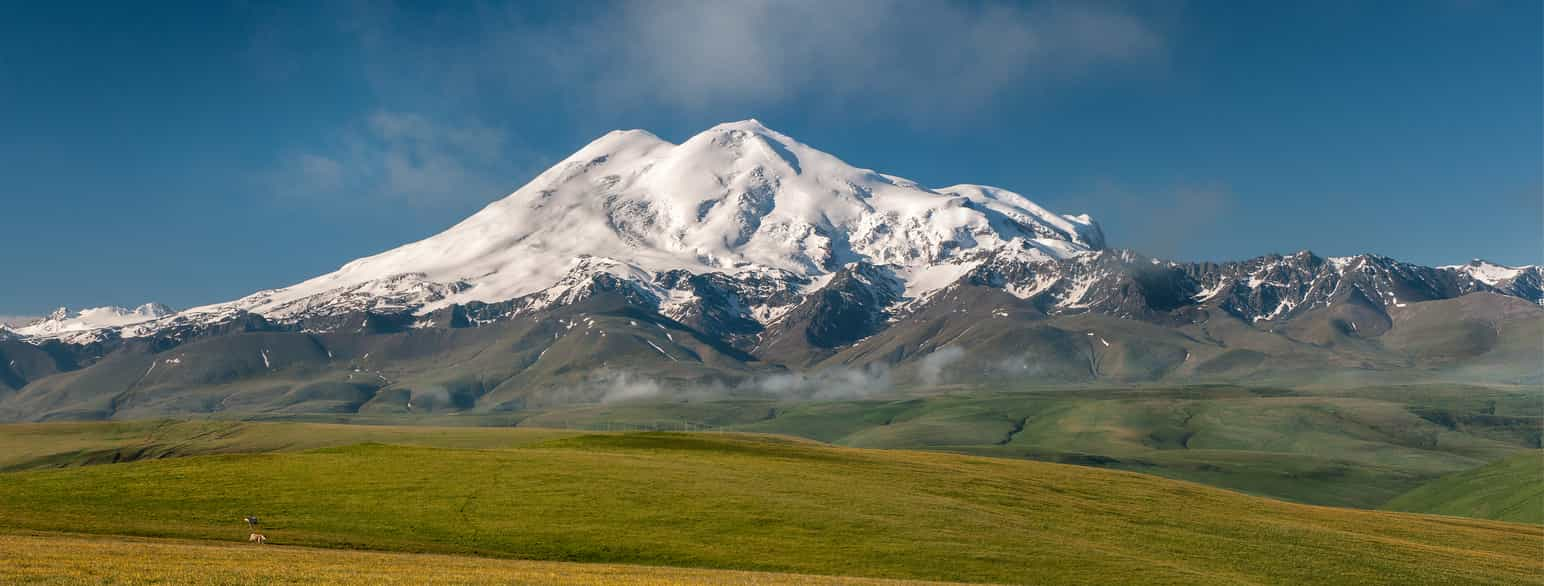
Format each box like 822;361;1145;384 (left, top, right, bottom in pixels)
2;120;1539;421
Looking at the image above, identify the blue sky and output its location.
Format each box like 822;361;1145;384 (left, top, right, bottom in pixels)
1;0;1539;316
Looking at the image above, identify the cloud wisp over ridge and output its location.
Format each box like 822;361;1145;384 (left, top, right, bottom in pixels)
326;0;1165;121
269;111;539;208
259;1;1166;208
498;0;1164;119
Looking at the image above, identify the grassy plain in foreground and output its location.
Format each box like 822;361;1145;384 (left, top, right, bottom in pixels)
0;532;954;585
0;431;1537;584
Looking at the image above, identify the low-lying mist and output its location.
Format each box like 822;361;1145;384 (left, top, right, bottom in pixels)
577;345;1054;405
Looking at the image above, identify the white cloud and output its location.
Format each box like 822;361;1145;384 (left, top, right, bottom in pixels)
332;0;1164;123
262;1;1166;204
532;0;1164;118
270;111;534;207
293;154;345;192
917;346;966;385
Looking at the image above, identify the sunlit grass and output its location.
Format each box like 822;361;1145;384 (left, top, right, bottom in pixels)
0;532;952;585
0;431;1538;584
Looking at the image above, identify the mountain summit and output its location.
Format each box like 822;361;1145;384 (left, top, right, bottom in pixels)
186;119;1103;323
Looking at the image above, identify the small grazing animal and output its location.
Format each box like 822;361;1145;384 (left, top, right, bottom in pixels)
248;533;267;544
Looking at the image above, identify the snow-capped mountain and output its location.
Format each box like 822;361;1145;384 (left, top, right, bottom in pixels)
1442;260;1542;299
212;119;1097;319
2;120;1540;420
9;120;1540;349
964;250;1541;324
19;119;1105;343
13;303;173;344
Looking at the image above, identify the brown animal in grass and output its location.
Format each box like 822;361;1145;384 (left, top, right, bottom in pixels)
248;533;267;544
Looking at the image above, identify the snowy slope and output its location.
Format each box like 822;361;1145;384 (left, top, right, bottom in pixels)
174;119;1101;323
13;304;173;344
1442;260;1535;286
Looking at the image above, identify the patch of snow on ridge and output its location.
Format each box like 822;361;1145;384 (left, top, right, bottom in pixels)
1442;259;1529;285
1005;273;1061;301
902;261;982;300
14;303;173;340
646;340;677;361
1192;280;1229;301
1327;256;1358;272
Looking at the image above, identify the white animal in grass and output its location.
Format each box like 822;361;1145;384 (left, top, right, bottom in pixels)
244;516;267;544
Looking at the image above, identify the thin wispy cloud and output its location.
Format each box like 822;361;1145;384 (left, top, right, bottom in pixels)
260;1;1165;204
327;0;1165;121
508;0;1163;119
269;111;536;207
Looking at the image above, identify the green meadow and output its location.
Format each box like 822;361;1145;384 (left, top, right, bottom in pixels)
0;426;1538;584
504;383;1543;509
1384;450;1544;524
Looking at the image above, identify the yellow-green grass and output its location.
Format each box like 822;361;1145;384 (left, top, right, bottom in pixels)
0;420;580;470
10;381;1531;512
0;532;954;585
729;388;1537;509
0;433;1538;584
1383;450;1544;524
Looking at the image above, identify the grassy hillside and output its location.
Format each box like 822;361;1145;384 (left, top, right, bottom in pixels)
1383;451;1544;524
0;432;1538;584
517;384;1542;508
1382;294;1544;385
3;382;1536;511
0;532;946;585
0;420;579;471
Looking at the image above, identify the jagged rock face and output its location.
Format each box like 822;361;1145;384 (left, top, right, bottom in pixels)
653;269;805;350
959;249;1539;327
3;121;1541;419
1444;260;1543;302
795;263;904;349
12;303;174;344
1196;253;1487;322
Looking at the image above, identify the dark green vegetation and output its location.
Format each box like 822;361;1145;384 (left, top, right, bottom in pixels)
0;429;1538;584
1384;450;1544;524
